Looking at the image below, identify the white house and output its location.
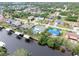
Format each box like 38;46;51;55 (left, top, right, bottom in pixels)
35;17;44;21
73;27;79;35
28;16;34;20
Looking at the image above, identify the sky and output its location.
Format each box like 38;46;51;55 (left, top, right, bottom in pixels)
0;0;79;2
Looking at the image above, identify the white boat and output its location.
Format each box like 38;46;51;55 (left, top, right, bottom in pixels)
0;41;5;47
15;32;22;35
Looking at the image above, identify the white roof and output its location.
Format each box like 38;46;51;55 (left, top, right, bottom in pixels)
73;27;79;30
35;17;44;20
28;16;34;19
0;41;5;47
24;35;30;39
73;27;79;35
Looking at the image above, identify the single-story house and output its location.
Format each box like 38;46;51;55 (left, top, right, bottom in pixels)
28;16;34;21
6;19;22;27
55;20;64;25
68;22;79;28
48;28;61;36
6;19;15;24
12;20;22;27
65;32;79;41
0;15;4;21
20;23;35;29
54;12;60;16
24;7;41;14
32;25;46;34
35;16;44;21
73;27;79;35
54;20;64;27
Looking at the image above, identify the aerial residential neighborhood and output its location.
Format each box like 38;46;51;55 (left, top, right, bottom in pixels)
0;2;79;56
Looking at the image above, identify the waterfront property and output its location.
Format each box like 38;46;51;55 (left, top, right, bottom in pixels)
35;16;44;21
0;2;79;56
65;32;79;41
20;23;35;29
32;25;46;34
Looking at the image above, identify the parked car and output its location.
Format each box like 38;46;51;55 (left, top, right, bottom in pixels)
25;38;31;42
8;30;15;35
0;26;4;31
24;35;31;42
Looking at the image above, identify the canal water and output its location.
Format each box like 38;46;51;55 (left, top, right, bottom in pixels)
0;29;71;56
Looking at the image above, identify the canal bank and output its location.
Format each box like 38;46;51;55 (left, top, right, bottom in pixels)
0;29;71;56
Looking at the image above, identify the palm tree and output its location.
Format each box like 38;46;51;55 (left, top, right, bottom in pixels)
0;47;8;56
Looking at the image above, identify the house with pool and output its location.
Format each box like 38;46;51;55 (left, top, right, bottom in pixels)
65;31;79;41
32;25;46;34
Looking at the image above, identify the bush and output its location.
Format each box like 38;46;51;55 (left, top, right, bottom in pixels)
71;44;79;56
62;39;74;51
60;12;69;16
59;46;66;53
38;35;49;45
65;16;78;22
47;37;64;50
12;12;32;19
47;38;54;47
0;47;8;56
38;32;49;45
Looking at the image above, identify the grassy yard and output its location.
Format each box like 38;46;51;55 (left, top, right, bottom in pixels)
0;21;11;28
